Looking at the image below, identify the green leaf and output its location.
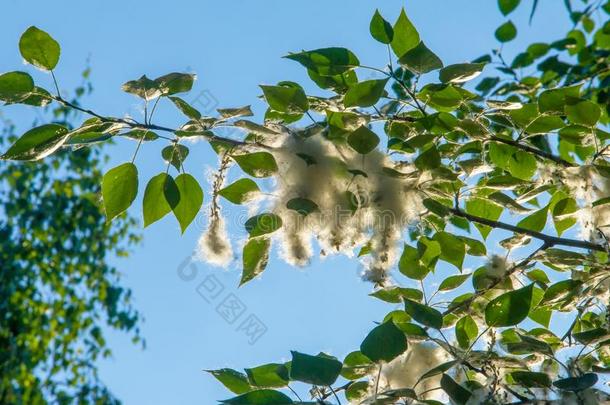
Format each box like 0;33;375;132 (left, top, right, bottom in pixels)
102;163;138;222
553;373;598;392
370;287;423;303
0;71;34;102
245;363;289;388
154;72;195;95
169;96;201;119
345;381;369;402
498;0;521;15
289;351;342;386
122;129;159;141
1;124;69;161
343;78;388;107
307;69;357;93
526;116;565;134
207;369;252;394
245;213;282;237
552;197;577;236
173;173;203;233
573;328;610;345
341;351;373;380
162;144;189;171
434;231;465;270
284;47;359;76
241;238;271;285
260;83;308;114
143;173;180;227
439;274;470;292
347;126;380;154
417;236;441;266
565;99;601;126
508;151;537;180
420;360;459;380
404;299;443;329
360;321;408;362
121;75;160;100
439;63;485;83
528;287;551;327
220;389;293;404
14;86;52;106
495;21;517;42
517;206;548;232
399;41;443;74
441;374;471;405
418;84;465;112
465;198;503;239
414;145;441;170
399;244;429;280
233;152;278;178
423;198;450;217
286;198;318;216
455;316;478;349
540;279;582;306
485;284;534;327
459;236;487;256
217;105;254;119
370;9;394;44
510;371;551;388
219;179;260;204
390;9;420;57
538;85;581;113
526;269;550;285
19;26;60;70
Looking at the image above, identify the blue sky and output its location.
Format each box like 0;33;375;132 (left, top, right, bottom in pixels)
0;1;575;403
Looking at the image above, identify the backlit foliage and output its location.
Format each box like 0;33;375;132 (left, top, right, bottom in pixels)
2;0;610;403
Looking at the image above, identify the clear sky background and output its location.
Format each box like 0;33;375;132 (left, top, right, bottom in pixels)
1;1;576;403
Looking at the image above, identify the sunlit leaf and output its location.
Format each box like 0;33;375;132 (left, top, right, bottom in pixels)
391;8;420;57
289;351;342;386
485;284;534;327
173;173;203;233
1;124;69;161
19;26;60;70
360;321;408;362
219;179;260;204
102;163;138;222
370;9;394;44
241;238;271;285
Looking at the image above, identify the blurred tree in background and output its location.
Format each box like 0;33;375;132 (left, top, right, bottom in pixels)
0;71;141;404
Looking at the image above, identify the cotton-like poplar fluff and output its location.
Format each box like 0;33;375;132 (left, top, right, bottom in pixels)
197;157;234;267
538;164;610;245
197;214;233;266
372;342;447;400
484;254;511;279
265;133;423;283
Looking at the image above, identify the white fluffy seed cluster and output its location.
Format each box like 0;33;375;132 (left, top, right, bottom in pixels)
197;214;233;266
267;134;424;283
197;160;234;267
538;164;610;244
484;254;511;279
371;342;447;401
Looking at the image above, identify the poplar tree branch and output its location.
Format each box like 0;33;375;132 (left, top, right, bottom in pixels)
489;135;575;168
50;95;254;148
449;208;606;252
